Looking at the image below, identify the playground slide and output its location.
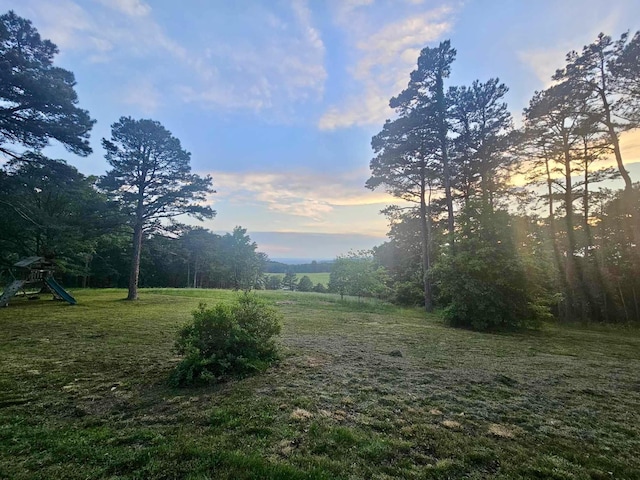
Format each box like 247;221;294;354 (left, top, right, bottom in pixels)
0;280;26;307
45;277;77;305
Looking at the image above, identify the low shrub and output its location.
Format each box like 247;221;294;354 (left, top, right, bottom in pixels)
171;294;281;386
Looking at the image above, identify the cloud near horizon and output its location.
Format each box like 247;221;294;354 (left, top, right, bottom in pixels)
209;169;404;221
248;231;386;259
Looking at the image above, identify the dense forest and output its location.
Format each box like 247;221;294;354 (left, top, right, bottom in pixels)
1;10;638;328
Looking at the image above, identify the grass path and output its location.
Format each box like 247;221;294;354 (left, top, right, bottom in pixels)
1;289;639;479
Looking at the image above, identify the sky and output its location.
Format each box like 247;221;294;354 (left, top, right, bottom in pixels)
2;0;640;260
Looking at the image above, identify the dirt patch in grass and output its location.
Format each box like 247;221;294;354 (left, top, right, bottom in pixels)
488;423;516;438
290;408;314;421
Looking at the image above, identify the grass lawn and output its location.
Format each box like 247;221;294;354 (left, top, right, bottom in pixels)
1;289;639;479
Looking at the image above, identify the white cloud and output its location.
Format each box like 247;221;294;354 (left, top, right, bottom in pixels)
21;0;94;52
210;169;400;221
331;0;374;25
517;9;626;89
182;1;327;112
516;48;568;87
96;0;150;17
8;0;326;115
122;78;161;113
319;3;456;130
9;0;186;63
318;93;388;130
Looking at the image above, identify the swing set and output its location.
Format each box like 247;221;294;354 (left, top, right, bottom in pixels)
0;257;76;307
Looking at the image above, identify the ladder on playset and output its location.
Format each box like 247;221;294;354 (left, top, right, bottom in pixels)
0;280;26;307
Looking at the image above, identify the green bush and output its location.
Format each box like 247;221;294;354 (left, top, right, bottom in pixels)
171;295;281;386
313;282;327;293
392;280;424;306
431;205;549;331
297;275;314;292
432;248;545;331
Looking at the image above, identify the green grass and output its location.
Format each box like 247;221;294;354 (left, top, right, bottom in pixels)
269;272;330;286
1;288;639;479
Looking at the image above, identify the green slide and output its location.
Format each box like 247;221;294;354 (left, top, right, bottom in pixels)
45;277;77;305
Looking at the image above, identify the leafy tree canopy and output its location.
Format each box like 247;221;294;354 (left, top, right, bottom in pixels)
0;154;116;271
0;11;95;159
101;116;215;231
329;251;388;301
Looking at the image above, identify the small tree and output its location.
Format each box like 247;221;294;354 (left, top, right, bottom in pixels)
431;203;549;331
328;257;349;300
313;282;327;293
329;251;387;301
220;227;266;292
264;274;282;290
282;270;298;291
100;117;215;300
0;11;95;159
297;275;314;292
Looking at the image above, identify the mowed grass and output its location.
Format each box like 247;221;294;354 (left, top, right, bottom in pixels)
1;289;639;479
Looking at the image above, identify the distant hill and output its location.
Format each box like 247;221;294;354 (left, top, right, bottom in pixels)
270;258;332;265
266;259;333;273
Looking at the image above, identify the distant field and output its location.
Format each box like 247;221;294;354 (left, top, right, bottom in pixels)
269;272;330;286
1;289;639;479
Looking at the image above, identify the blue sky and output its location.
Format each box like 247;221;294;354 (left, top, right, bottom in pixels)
2;0;639;260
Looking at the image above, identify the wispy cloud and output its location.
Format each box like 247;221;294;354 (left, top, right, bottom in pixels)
517;9;625;89
516;47;569;87
18;0;97;54
122;78;161;113
8;0;326;115
319;2;457;130
96;0;150;17
209;169;400;221
12;0;188;65
181;1;326;112
248;231;385;259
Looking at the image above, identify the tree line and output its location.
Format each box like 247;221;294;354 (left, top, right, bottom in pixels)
266;260;332;274
366;32;640;327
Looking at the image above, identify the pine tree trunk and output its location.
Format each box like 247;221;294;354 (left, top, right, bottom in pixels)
619;284;629;322
435;74;455;249
562;140;595;320
419;177;433;312
546;155;572;319
193;257;198;288
127;222;143;300
600;92;632;192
